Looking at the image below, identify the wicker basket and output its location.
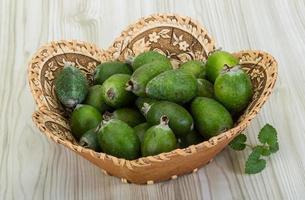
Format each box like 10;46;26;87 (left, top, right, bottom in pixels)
28;14;278;184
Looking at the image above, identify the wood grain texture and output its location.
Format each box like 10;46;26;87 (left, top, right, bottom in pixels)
1;0;305;199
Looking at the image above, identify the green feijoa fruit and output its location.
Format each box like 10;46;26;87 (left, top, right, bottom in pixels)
180;60;206;78
206;51;239;82
84;85;109;113
197;79;214;98
178;131;204;148
141;116;177;156
214;66;253;113
198;62;207;79
132;51;170;71
135;97;157;116
102;74;136;108
134;123;150;143
104;108;145;127
97;119;140;160
94;61;132;84
79;128;101;151
146;69;197;103
71;104;102;140
55;63;89;108
126;60;172;97
191;97;233;138
146;101;194;137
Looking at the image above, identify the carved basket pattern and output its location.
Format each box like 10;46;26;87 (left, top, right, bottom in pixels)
28;14;277;184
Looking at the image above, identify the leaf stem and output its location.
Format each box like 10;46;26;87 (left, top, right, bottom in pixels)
245;144;255;149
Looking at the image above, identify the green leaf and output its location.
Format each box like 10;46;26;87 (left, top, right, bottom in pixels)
229;134;247;151
256;145;271;156
245;147;266;174
269;142;279;153
258;124;279;153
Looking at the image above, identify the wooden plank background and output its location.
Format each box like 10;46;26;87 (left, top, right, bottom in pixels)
1;0;305;199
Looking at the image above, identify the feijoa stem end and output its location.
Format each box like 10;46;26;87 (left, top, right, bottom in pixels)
142;103;152;115
221;64;241;74
222;64;231;73
79;139;89;148
125;80;134;91
160;115;169;126
103;111;113;121
106;88;115;100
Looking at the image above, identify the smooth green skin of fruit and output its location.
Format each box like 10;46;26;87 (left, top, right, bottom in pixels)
84;85;109;113
198;62;207;79
214;68;253;113
141;123;177;157
146;101;194;137
79;129;101;151
71;105;102;140
134;123;150;143
94;61;132;84
146;69;197;103
206;51;239;82
179;131;204;148
132;51;170;71
197;79;214;98
101;74;136;108
191;97;233;139
110;108;146;127
97;119;140;160
127;60;172;97
55;65;88;108
180;60;206;78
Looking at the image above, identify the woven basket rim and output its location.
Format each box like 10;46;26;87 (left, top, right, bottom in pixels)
108;13;216;58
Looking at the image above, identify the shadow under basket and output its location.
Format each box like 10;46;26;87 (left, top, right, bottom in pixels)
28;14;278;184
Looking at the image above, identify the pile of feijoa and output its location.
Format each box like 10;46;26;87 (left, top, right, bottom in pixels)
54;50;253;160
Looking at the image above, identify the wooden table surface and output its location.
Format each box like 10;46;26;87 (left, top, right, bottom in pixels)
1;0;305;199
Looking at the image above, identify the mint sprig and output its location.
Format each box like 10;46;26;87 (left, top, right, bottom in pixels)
229;124;279;174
